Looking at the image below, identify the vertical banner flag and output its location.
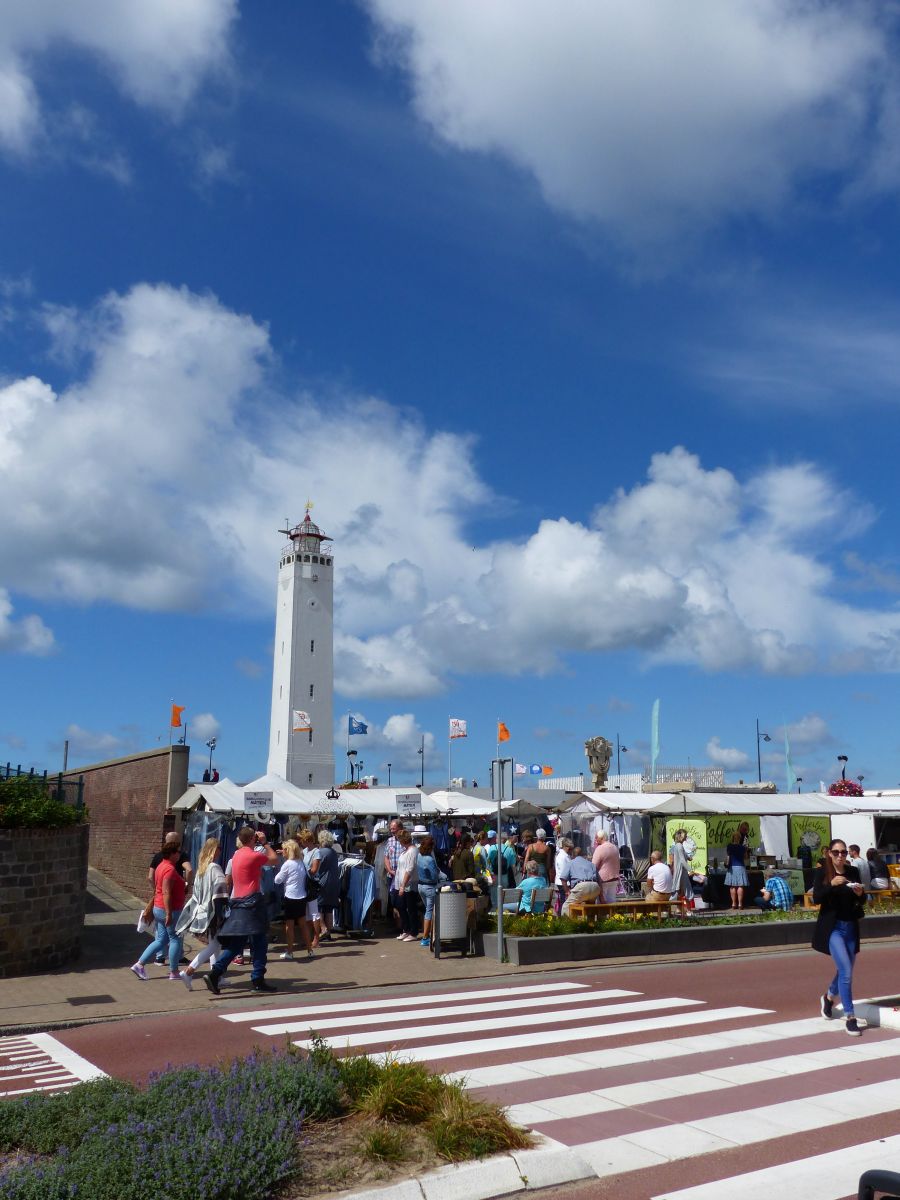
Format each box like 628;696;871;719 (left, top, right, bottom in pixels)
497;721;511;743
650;699;660;785
170;704;185;728
449;718;467;739
348;716;368;735
514;763;527;776
293;710;312;731
784;718;796;795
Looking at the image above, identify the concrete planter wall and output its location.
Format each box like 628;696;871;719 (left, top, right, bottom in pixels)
0;824;90;977
487;913;900;966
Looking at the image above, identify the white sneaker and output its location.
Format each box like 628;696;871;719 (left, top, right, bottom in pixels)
279;951;294;960
130;963;148;981
179;971;193;991
401;933;415;942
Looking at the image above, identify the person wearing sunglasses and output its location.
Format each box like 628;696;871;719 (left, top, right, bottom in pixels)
812;838;866;1036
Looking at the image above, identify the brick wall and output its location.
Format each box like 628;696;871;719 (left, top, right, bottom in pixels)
0;824;90;977
63;746;189;898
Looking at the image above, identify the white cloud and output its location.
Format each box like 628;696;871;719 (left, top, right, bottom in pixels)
4;282;900;697
0;588;54;656
775;713;836;753
364;0;894;249
62;723;130;760
705;737;751;772
337;712;436;778
0;0;236;155
191;712;221;742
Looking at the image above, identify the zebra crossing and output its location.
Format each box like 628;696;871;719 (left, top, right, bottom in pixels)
0;1033;107;1097
222;977;900;1199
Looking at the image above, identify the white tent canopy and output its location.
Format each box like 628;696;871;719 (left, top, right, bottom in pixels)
563;790;853;817
170;777;244;813
427;789;547;818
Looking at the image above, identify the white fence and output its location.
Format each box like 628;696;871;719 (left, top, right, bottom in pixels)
537;774;586;790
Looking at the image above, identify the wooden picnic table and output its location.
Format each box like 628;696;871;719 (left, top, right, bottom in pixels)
566;899;675;922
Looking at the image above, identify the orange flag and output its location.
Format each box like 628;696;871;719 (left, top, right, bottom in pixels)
542;764;553;775
497;721;510;743
170;703;186;728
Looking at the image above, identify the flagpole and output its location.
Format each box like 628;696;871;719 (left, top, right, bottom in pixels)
496;719;503;962
168;699;174;747
448;716;452;792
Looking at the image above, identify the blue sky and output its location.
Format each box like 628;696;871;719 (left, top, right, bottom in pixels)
3;1;900;791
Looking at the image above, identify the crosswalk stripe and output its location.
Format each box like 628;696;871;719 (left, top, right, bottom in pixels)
299;1004;771;1059
252;988;641;1036
450;1014;827;1086
220;979;591;1024
568;1077;900;1179
505;1034;900;1126
651;1133;900;1200
28;1034;107;1083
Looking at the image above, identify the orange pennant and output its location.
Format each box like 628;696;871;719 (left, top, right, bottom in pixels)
497;721;510;743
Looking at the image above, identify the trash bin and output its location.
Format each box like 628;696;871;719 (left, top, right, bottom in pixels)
433;889;471;958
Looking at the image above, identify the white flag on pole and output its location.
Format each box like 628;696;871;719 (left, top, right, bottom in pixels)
293;710;312;731
449;717;467;739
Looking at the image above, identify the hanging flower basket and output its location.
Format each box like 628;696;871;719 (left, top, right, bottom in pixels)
828;778;864;797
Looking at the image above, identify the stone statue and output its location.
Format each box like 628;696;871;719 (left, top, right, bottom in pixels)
584;735;613;790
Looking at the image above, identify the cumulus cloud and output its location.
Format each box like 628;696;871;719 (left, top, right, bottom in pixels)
61;723;133;761
338;712;436;779
191;712;221;742
774;713;836;753
0;588;54;656
705;737;751;772
0;0;236;155
4;281;900;697
364;0;896;249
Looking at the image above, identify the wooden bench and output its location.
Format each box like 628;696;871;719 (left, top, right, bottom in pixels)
865;888;900;911
566;900;673;922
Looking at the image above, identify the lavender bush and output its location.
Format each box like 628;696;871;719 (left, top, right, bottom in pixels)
0;1051;341;1200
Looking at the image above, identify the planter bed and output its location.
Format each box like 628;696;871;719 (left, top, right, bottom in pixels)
486;913;900;966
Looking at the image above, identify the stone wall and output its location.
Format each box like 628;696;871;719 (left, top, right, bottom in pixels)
0;823;90;977
63;746;189;899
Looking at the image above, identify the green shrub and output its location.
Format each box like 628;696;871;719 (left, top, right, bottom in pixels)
427;1084;532;1161
0;1077;138;1153
364;1123;408;1162
357;1060;445;1125
0;776;82;829
337;1052;386;1107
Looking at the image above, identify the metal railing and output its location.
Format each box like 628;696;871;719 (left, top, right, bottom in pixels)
643;765;725;788
2;763;85;810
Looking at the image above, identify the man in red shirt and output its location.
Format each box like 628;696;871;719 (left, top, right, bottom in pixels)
204;826;280;995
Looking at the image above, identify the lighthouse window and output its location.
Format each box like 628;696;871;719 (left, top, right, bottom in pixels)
303;554;310;562
326;558;332;566
308;730;313;744
308;773;313;784
310;639;315;653
309;684;314;698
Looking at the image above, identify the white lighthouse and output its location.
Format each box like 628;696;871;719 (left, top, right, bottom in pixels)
267;510;335;787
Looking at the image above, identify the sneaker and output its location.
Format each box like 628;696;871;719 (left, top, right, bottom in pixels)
279;951;294;961
307;951;315;960
250;979;278;993
179;971;193;992
203;973;221;996
233;955;245;965
168;971;181;981
845;1017;862;1037
400;933;415;942
420;938;431;947
130;963;148;981
395;933;406;940
154;955;165;964
820;993;834;1020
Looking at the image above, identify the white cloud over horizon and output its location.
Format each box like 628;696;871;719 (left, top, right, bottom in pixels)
3;282;900;692
705;737;752;772
364;0;900;250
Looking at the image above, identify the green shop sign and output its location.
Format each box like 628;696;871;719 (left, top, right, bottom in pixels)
789;815;831;858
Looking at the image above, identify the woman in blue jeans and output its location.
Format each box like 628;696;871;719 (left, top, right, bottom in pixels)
132;844;185;980
416;835;438;947
812;838;865;1036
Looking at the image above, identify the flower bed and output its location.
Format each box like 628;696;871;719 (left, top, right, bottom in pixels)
497;909;816;937
0;1041;531;1200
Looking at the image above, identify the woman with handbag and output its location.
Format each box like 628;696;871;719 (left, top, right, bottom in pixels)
308;829;340;941
175;837;228;990
813;838;865;1036
130;843;186;981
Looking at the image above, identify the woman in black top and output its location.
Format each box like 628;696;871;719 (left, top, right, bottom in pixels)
812;838;865;1036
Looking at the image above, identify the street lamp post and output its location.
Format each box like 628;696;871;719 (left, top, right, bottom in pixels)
796;776;803;793
387;763;392;786
756;719;772;783
358;760;364;785
206;737;217;776
346;748;357;784
838;754;848;781
616;734;628;779
418;736;424;788
857;774;865;787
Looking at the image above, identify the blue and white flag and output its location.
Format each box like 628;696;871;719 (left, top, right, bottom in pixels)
529;763;542;775
348;716;368;736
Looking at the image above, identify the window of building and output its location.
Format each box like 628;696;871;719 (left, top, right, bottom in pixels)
304;554;310;562
312;555;319;564
310;639;315;653
308;729;313;744
308;773;313;784
309;684;314;698
279;685;282;698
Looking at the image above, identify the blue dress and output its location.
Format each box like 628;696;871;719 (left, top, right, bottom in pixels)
724;842;749;888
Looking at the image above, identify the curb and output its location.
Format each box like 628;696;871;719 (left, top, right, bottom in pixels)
331;1138;595;1200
